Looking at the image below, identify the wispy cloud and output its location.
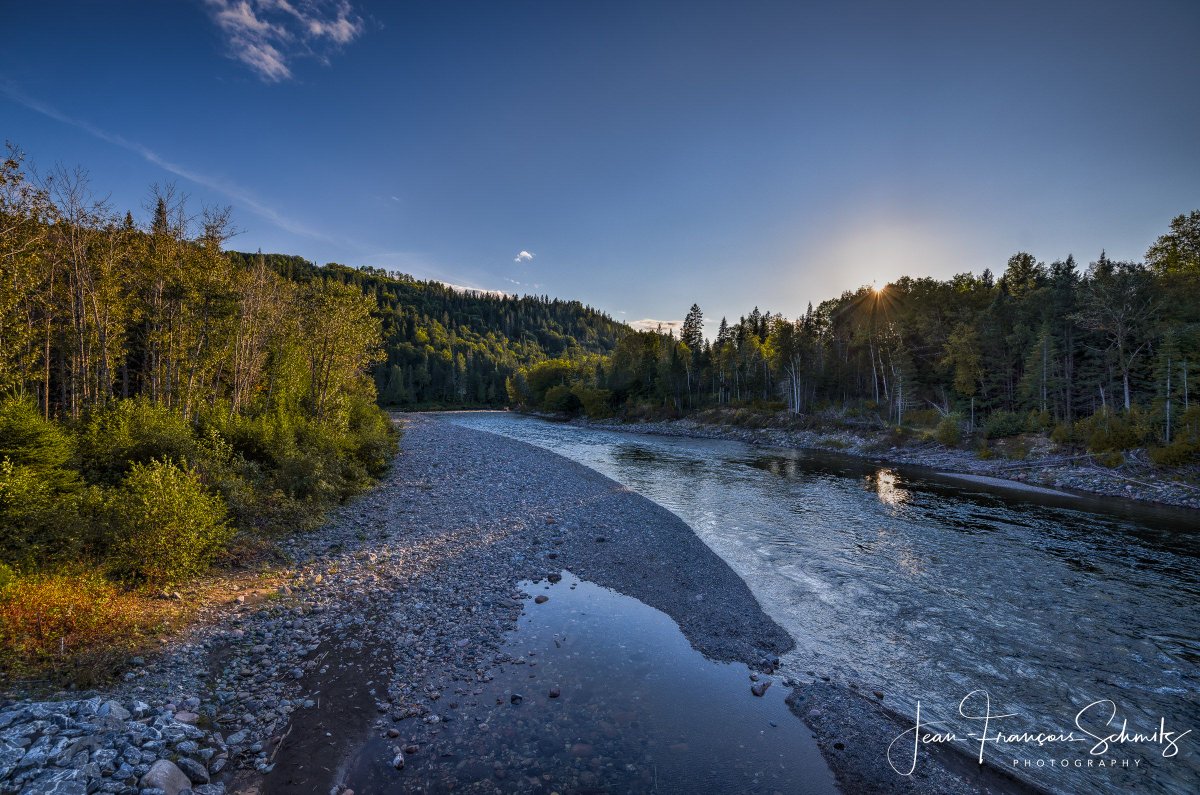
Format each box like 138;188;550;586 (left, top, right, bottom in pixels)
513;250;534;263
628;318;683;333
204;0;364;82
437;281;511;298
1;83;332;242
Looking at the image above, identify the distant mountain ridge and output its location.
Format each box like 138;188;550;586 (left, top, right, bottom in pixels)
228;252;627;406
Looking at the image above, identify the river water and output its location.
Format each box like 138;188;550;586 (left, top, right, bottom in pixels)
442;412;1200;795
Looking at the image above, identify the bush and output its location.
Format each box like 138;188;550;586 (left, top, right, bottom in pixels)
346;397;398;478
1093;450;1125;468
983;411;1025;439
1076;408;1141;452
0;571;177;684
0;458;62;568
543;384;581;413
572;385;613;419
0;396;79;491
77;399;200;485
1148;441;1199;467
107;459;232;586
1050;422;1075;445
934;416;962;447
906;408;943;427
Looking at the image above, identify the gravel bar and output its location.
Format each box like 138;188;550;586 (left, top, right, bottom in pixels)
0;414;1036;795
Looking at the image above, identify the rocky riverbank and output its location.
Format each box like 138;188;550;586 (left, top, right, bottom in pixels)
2;415;1036;795
567;414;1200;510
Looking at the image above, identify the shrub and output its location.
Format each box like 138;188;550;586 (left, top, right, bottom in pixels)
1077;408;1141;452
906;408;943;427
0;571;177;684
76;399;200;485
1050;422;1075;445
0;458;60;568
1148;441;1199;467
1093;450;1125;468
347;396;398;478
0;396;79;491
543;384;581;413
572;385;613;419
107;459;232;586
983;411;1025;439
934;416;962;447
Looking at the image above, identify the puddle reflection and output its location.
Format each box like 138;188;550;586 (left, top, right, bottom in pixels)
348;572;837;794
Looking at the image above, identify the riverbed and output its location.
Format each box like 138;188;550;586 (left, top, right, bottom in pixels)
442;411;1200;795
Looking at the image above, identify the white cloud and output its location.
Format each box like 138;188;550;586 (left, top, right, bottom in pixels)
628;318;683;333
513;250;534;263
204;0;364;82
436;281;511;298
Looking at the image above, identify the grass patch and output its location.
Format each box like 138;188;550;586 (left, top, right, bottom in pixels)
0;572;184;686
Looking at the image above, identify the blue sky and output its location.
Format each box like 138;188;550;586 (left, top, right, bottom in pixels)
3;1;1198;335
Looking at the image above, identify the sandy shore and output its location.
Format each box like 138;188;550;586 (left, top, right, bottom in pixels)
1;415;1039;794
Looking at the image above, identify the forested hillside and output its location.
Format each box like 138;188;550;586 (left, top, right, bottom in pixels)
510;211;1200;466
227;252;627;407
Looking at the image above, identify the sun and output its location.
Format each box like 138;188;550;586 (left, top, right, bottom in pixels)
872;281;886;295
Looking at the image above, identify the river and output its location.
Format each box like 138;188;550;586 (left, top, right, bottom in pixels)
441;412;1200;795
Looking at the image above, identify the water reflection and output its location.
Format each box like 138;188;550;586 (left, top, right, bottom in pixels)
870;468;910;507
443;413;1200;795
348;573;838;794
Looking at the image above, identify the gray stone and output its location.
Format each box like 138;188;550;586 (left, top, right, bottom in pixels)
139;759;192;795
17;767;86;795
0;737;25;779
99;701;131;721
175;756;210;785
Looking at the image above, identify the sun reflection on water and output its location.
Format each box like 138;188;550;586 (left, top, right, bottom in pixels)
873;468;910;507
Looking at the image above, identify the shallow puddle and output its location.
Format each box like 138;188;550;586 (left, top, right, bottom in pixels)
347;572;838;793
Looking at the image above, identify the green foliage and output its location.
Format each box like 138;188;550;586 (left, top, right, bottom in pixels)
983;411;1025;439
347;396;398;478
1148;441;1199;466
906;408;943;427
76;399;200;485
934;416;962;446
1050;422;1075;445
1076;408;1142;452
572;384;614;418
543;384;581;413
0;396;79;492
1093;450;1125;468
231;253;626;408
107;459;232;587
0;458;59;568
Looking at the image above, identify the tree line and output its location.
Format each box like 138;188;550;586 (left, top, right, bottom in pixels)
224;252;627;407
509;211;1200;465
0;145;394;589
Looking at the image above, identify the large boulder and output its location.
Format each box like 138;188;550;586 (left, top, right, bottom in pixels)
139;759;192;795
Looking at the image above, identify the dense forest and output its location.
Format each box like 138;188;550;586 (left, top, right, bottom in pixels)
226;252;626;407
0;146;396;676
510;211;1200;466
